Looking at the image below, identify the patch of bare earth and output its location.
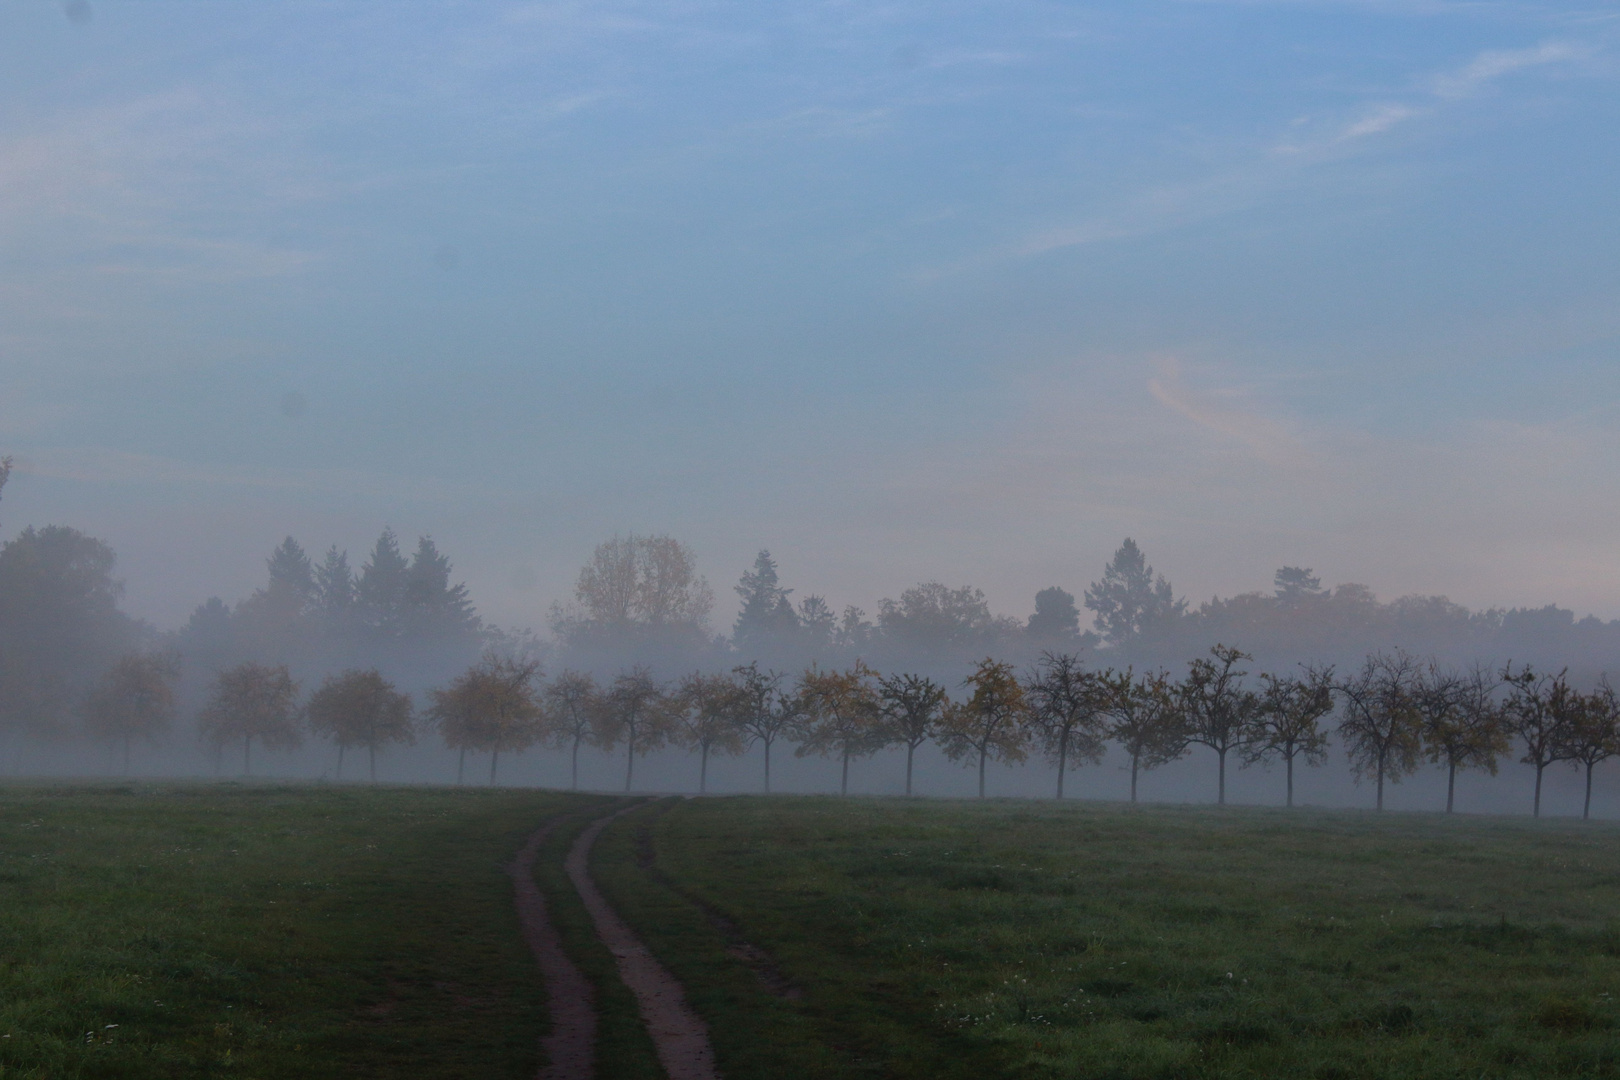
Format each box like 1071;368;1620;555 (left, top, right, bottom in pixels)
510;816;597;1080
569;804;720;1080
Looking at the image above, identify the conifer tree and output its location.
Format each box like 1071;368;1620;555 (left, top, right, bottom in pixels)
733;549;797;651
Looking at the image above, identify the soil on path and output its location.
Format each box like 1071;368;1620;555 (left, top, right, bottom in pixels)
510;816;597;1080
569;803;720;1080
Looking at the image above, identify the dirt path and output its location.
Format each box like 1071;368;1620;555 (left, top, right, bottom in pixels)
510;816;597;1080
568;803;720;1080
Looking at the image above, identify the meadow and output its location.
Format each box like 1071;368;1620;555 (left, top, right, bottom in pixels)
0;782;604;1079
4;784;1619;1079
605;797;1620;1079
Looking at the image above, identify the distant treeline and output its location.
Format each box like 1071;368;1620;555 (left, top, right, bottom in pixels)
2;452;1618;793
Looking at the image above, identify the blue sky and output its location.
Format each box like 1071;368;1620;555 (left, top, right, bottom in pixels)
2;0;1618;630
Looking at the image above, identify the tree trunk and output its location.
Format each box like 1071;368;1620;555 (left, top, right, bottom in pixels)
1584;761;1594;821
457;746;465;786
905;743;915;797
624;731;635;793
571;735;581;791
1446;760;1456;814
978;746;987;799
1130;753;1139;804
840;749;849;796
763;738;772;794
1285;752;1294;809
1217;746;1226;806
1376;753;1385;811
700;744;709;794
369;744;377;784
243;736;252;777
490;748;500;786
1534;762;1544;818
1056;728;1069;800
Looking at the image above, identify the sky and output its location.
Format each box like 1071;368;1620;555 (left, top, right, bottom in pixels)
2;0;1618;632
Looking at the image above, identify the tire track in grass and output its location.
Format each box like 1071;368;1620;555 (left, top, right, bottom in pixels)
569;803;719;1080
510;813;597;1080
631;799;802;1001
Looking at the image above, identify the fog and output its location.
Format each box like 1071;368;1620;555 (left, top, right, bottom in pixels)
2;4;1618;816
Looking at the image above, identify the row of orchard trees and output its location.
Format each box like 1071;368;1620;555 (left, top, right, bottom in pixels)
418;645;1620;818
89;643;1620;819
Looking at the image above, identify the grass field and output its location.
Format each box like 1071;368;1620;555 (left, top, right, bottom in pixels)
603;797;1620;1080
4;784;1619;1079
0;782;606;1079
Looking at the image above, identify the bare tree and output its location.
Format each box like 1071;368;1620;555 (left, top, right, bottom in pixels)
1100;668;1184;803
542;670;599;791
673;671;746;793
1178;644;1259;806
1501;663;1581;818
306;668;414;782
876;671;950;797
940;658;1029;798
730;662;797;793
597;667;669;792
1243;666;1334;808
1418;662;1510;814
428;655;544;785
1335;650;1423;811
81;651;180;774
796;663;885;796
1023;652;1109;800
1562;677;1620;821
197;662;302;777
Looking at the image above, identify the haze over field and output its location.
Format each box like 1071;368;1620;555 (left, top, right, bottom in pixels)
2;0;1618;630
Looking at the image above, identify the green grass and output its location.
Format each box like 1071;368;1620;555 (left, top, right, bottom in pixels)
11;782;1620;1079
596;796;1620;1080
0;781;595;1079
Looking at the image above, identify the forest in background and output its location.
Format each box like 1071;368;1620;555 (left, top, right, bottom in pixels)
3;454;1619;803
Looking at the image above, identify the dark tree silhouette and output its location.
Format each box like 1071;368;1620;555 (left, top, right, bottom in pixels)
1561;678;1620;821
306;668;414;782
597;667;669;792
673;670;746;793
1244;666;1334;808
428;655;543;785
940;658;1029;798
876;671;950;797
730;663;797;793
796;663;885;796
197;662;302;776
1083;538;1185;646
1026;587;1081;640
0;525;136;747
1101;668;1184;803
1501;664;1581;818
1417;662;1509;814
1335;650;1423;810
1273;566;1325;603
542;670;599;791
733;550;797;651
1178;644;1259;806
1023;652;1109;799
81;651;181;774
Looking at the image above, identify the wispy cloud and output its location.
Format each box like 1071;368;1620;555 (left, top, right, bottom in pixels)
1432;40;1585;99
1014;36;1596;260
0;91;323;284
1146;356;1308;465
